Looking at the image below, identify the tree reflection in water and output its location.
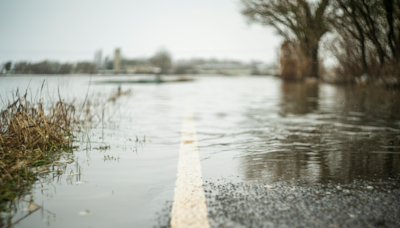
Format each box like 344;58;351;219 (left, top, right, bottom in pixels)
242;82;400;185
279;81;319;116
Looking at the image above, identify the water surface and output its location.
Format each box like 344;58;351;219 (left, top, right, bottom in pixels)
0;75;399;227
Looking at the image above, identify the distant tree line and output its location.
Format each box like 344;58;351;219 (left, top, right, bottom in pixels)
119;49;262;75
1;49;275;76
241;0;400;84
2;60;96;74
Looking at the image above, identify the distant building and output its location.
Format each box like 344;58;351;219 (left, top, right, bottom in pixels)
114;48;121;73
195;61;251;75
120;58;157;74
104;56;109;69
93;50;102;70
125;65;159;74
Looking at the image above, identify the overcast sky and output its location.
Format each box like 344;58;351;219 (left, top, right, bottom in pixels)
0;0;282;64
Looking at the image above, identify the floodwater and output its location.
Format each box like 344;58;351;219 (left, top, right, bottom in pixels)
0;75;399;227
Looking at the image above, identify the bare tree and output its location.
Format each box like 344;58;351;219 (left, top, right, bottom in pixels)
330;0;400;80
59;63;73;74
4;61;12;72
13;62;30;74
76;62;96;74
149;49;172;75
241;0;330;79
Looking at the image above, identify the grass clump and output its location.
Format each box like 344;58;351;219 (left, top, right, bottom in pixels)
0;92;75;203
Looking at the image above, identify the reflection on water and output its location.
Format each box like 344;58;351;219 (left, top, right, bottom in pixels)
241;81;400;185
279;81;319;116
0;75;182;227
0;153;80;227
0;75;399;227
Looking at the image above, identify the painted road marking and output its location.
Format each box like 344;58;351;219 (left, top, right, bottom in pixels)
170;107;210;228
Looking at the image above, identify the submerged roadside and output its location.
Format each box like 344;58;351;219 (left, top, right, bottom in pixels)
0;90;78;227
0;83;132;227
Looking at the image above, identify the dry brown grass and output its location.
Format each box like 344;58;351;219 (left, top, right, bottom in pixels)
0;84;133;207
0;91;76;203
325;34;400;86
279;41;302;81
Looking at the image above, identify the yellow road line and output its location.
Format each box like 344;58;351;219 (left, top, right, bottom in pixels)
170;107;210;228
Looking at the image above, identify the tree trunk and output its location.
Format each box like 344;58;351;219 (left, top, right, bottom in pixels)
301;44;319;80
310;46;319;80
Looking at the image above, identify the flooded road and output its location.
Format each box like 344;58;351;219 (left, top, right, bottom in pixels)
192;77;400;185
1;75;400;227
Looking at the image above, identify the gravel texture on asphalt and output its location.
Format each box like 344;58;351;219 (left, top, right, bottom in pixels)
155;175;400;228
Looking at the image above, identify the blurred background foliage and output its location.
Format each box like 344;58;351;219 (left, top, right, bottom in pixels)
241;0;400;85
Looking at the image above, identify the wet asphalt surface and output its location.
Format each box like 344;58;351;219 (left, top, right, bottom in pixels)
156;175;400;228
